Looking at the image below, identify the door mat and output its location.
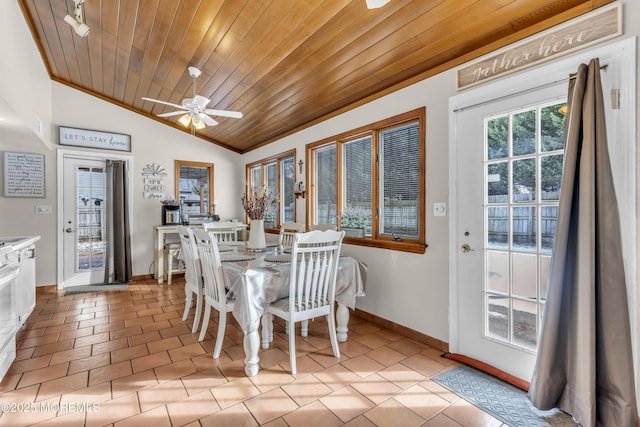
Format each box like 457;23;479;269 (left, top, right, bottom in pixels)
64;283;128;295
433;365;577;427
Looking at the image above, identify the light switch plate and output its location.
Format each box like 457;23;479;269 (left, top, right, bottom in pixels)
433;202;447;217
35;205;52;215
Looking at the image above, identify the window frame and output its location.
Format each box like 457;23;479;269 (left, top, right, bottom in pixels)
306;108;426;254
245;149;296;232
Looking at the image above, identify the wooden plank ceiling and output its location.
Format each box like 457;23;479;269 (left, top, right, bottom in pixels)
19;0;612;153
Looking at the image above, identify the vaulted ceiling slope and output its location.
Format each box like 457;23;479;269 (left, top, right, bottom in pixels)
19;0;611;153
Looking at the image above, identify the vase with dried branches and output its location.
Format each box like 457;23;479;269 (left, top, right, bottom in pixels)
242;186;277;249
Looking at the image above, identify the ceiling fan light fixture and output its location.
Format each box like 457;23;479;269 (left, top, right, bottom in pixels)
192;116;206;130
178;114;191;127
366;0;390;9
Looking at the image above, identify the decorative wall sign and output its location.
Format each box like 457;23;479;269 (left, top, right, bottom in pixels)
456;3;621;90
141;163;167;199
3;152;45;197
59;126;131;152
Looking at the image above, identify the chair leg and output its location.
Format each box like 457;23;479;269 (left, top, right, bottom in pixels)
192;292;203;334
261;314;270;349
288;320;297;375
301;319;309;337
182;289;193;321
213;311;227;359
199;304;211;342
327;312;340;359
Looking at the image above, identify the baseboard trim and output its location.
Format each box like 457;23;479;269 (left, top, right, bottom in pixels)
353;308;449;353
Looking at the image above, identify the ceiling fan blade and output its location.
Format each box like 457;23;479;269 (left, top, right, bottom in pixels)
141;97;186;111
204;109;243;119
157;110;187;118
193;95;210;108
198;113;218;127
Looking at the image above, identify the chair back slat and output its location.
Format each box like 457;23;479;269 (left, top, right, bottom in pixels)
176;226;201;290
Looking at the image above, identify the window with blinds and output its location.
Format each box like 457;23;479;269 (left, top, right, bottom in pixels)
246;150;296;230
307;108;426;253
380;122;420;239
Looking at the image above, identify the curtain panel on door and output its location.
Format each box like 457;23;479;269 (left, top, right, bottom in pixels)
528;59;638;427
103;160;132;284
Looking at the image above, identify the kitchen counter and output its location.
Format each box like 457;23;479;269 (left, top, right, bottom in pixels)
0;236;41;252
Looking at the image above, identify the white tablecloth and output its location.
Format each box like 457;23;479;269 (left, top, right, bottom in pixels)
221;255;366;334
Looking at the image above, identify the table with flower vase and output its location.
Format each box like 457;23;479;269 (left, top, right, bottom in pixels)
219;243;366;376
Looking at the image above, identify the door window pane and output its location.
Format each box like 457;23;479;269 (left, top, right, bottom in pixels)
487;294;509;341
541;103;566;151
487;206;508;249
512;253;537;298
487;115;508;160
541;154;563;201
512;206;536;250
513;299;538;349
487;251;509;293
540;206;558;252
512;158;536;202
512;109;536;156
487;162;508;203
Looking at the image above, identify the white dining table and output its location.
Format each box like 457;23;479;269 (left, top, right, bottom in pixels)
220;245;366;376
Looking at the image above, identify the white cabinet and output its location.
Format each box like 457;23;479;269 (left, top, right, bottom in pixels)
16;245;36;328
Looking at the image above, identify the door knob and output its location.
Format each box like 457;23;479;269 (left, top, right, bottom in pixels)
461;243;472;253
65;228;74;233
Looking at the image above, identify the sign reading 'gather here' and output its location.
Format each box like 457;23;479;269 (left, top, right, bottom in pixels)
456;3;621;90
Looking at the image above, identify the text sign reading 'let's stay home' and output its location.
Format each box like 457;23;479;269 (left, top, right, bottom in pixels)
59;126;131;152
456;4;621;90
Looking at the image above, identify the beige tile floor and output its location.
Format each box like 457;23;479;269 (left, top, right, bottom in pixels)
0;277;508;426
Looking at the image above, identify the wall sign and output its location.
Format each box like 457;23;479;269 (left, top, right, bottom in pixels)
3;152;45;197
141;163;167;199
457;3;621;90
59;126;131;152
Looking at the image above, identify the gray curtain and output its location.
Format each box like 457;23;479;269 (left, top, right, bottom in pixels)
528;59;638;426
103;160;132;284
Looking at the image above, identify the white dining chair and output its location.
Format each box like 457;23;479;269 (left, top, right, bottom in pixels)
192;229;235;358
309;223;337;231
177;226;204;334
262;230;345;374
279;222;305;247
204;222;239;242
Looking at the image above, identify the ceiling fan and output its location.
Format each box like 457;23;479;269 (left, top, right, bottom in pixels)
142;66;243;130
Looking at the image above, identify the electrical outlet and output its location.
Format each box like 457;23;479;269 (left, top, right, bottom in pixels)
35;205;52;215
433;202;447;217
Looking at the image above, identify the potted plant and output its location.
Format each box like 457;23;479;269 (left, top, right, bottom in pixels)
241;186;277;249
339;206;370;238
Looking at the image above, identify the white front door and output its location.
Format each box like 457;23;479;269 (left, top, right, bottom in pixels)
449;38;635;382
451;85;567;380
62;155;107;287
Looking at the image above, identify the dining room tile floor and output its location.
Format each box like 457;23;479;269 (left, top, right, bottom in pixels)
0;277;509;426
